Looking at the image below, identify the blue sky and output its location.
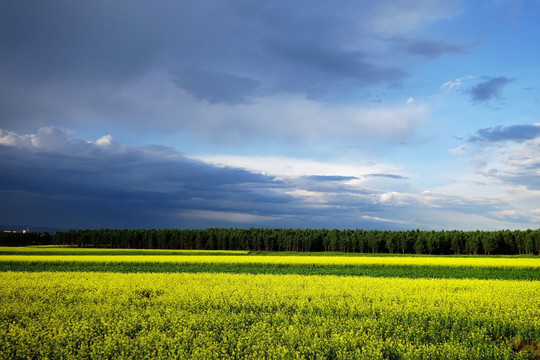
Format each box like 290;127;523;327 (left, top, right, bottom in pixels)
1;0;540;230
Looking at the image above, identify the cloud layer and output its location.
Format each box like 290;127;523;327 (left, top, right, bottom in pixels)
0;128;522;230
451;123;540;224
0;0;463;143
469;124;540;143
3;2;540;231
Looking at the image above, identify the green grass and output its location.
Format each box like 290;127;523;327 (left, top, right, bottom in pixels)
1;260;539;280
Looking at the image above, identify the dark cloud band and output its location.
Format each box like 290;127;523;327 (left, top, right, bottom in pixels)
467;77;514;103
469;124;540;143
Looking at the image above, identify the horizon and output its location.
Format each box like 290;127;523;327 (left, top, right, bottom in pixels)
1;1;540;231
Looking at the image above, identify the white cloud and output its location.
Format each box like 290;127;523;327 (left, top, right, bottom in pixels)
230;95;427;143
530;208;540;216
489;210;519;220
441;75;474;91
132;74;430;145
360;215;407;224
187;154;403;180
0;127;74;151
464;137;540;190
449;145;467;155
378;191;445;208
467;155;487;169
96;135;115;147
449;128;540;226
0;129;22;147
0;127;120;153
181;210;279;224
499;137;540;167
367;1;463;34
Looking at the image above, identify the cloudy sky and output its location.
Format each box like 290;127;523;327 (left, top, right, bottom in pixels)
1;1;540;230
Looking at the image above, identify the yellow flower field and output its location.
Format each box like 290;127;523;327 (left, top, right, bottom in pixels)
1;249;539;359
1;271;539;359
1;253;539;269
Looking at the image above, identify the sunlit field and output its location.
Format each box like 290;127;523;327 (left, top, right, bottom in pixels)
2;253;539;268
1;248;539;359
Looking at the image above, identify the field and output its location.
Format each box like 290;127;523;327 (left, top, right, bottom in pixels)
1;247;539;359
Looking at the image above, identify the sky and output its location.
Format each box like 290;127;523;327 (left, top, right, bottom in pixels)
1;0;540;231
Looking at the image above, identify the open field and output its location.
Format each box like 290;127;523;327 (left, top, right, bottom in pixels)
2;253;539;268
1;247;539;280
1;248;539;359
0;246;250;256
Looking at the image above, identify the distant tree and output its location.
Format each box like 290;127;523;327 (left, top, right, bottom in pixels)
535;230;540;255
514;230;525;254
354;230;366;253
426;231;437;255
399;230;414;254
450;231;464;255
367;231;381;253
465;231;481;255
524;230;537;255
481;232;499;255
328;230;338;252
385;231;397;254
414;232;426;254
437;230;450;254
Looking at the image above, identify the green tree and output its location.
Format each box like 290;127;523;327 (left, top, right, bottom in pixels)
354;230;366;253
465;231;480;255
367;231;381;253
425;231;437;255
524;230;536;255
414;232;426;254
450;231;464;255
385;231;397;254
481;232;499;255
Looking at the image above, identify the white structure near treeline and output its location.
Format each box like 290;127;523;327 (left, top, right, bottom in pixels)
3;228;30;233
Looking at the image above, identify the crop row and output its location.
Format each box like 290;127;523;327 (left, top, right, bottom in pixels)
1;272;539;359
1;261;539;281
1;254;539;268
0;246;249;256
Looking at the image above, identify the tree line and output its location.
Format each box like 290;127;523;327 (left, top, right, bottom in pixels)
2;228;540;255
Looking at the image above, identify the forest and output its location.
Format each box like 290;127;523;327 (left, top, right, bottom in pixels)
1;228;539;255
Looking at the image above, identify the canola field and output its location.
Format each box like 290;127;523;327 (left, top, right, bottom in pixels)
1;248;539;359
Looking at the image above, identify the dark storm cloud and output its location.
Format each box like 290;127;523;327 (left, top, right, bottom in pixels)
0;129;294;228
0;128;515;229
0;0;466;130
0;1;164;82
0;128;408;229
172;68;261;105
467;77;514;103
388;37;473;59
469;125;540;143
262;39;407;97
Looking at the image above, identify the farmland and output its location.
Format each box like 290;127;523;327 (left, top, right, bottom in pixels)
1;247;539;359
